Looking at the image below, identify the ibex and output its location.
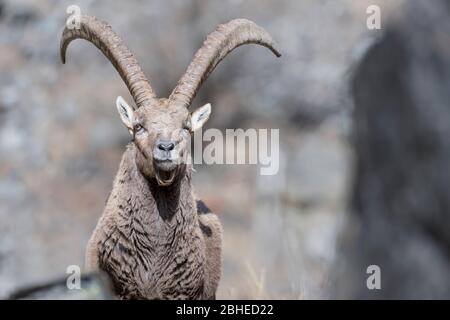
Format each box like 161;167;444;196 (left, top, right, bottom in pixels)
60;15;280;300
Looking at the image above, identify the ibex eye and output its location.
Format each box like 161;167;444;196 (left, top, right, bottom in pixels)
183;121;191;132
134;124;144;133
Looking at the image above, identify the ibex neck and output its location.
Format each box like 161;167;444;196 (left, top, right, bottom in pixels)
120;144;194;222
147;165;192;221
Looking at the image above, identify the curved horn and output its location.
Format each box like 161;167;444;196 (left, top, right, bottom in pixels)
169;19;281;108
60;15;157;109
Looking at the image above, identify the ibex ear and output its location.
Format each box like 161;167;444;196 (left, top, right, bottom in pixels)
190;103;211;132
116;96;134;135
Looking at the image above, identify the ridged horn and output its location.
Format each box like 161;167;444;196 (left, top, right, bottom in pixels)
169;18;281;108
60;15;157;109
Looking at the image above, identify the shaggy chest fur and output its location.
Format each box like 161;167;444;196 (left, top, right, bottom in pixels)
95;149;207;299
98;216;206;299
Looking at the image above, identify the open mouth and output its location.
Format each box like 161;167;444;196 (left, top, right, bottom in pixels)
155;168;176;186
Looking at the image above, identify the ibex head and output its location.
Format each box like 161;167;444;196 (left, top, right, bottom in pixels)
113;96;209;185
61;16;280;186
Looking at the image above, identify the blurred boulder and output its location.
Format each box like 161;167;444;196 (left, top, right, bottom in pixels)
8;272;115;300
336;0;450;298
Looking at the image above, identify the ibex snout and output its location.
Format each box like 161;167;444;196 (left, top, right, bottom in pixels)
154;138;179;186
157;140;175;152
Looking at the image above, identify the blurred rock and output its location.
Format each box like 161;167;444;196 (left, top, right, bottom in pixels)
8;272;115;300
336;0;450;298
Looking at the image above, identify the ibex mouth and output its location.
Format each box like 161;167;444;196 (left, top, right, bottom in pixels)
155;168;177;186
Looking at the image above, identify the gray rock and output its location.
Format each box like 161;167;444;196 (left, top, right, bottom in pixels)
336;0;450;299
8;272;115;300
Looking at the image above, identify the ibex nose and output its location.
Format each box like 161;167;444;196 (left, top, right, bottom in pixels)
157;141;175;152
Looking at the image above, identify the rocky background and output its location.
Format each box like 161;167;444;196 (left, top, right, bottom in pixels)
0;0;406;299
336;0;450;299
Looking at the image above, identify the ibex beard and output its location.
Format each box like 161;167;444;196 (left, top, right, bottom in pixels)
61;15;280;300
